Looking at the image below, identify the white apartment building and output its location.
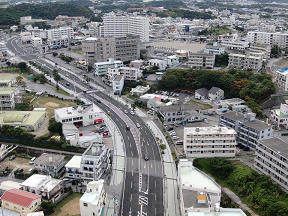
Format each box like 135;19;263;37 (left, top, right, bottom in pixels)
107;66;142;82
54;104;104;127
0;77;16;87
31;37;42;47
221;40;249;50
149;59;167;70
255;137;288;192
228;53;263;71
247;31;288;49
80;180;105;216
112;74;124;94
95;58;124;76
47;27;73;40
249;43;271;59
80;144;111;185
186;53;215;69
65;156;82;180
270;101;288;129
167;55;179;67
220;98;245;108
183;127;237;158
0;87;21;111
276;67;288;91
131;85;150;96
102;13;149;42
204;42;225;55
219;112;273;149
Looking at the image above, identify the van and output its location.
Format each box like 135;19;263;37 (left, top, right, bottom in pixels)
29;157;36;165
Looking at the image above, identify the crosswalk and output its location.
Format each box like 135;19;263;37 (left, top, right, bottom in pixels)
138;195;148;206
139;173;142;192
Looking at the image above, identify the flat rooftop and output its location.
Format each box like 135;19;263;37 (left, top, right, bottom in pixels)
0;77;14;83
187;209;246;216
21;174;62;192
221;98;245;103
220;111;245;121
0;111;46;126
180;166;220;192
0;87;16;95
65;156;82;169
184;126;236;135
258;137;288;159
54;104;102;119
241;119;271;131
145;41;206;52
160;104;201;112
35;153;65;166
182;189;209;209
113;75;123;82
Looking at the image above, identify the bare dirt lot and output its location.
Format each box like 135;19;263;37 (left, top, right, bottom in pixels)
273;58;288;70
0;156;32;174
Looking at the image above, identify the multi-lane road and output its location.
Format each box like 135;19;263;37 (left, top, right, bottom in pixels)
6;37;164;215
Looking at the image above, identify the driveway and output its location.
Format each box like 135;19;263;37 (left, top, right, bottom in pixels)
0;156;33;175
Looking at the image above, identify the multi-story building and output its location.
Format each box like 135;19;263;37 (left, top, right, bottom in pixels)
112;74;124;94
159;104;201;125
82;35;140;66
276;67;288;92
131;85;150;96
0;87;21;110
247;31;288;49
249;43;271;59
148;59;167;70
167;55;179;67
228;53;263;71
186;53;215;69
80;144;111;185
255;137;288;191
219;112;273;149
65;156;82;180
31;37;42;47
183;127;237;158
46;27;74;47
221;40;249;50
102;12;149;42
80;180;106;216
204;42;225;55
270;101;288;129
34;153;67;177
54;104;104;127
219;98;245;108
95;58;124;76
109;66;142;81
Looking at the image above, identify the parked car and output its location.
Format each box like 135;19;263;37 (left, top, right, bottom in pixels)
29;157;36;165
136;123;140;128
124;110;128;114
96;99;101;103
144;154;149;161
3;166;8;171
27;168;33;174
176;140;183;145
173;123;179;127
169;131;176;136
9;155;15;161
130;111;135;115
167;127;174;131
17;168;24;173
126;126;130;131
172;136;179;140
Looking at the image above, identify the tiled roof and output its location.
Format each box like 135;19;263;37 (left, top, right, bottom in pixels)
0;189;41;207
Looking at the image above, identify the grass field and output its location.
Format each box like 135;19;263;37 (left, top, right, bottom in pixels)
71;50;83;55
51;193;82;216
32;96;76;117
188;100;212;109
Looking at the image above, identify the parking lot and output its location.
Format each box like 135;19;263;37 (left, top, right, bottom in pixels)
0;156;33;175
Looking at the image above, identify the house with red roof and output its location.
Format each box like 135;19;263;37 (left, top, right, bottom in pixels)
0;188;41;213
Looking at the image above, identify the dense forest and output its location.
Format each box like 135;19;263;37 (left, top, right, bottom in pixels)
194;158;288;216
0;3;93;27
157;69;275;117
157;9;215;20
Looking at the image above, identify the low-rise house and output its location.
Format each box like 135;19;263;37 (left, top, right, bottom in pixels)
80;144;111;185
21;174;64;203
107;67;142;82
0;110;46;131
80;180;105;216
0;87;21;111
166;55;179;67
31;37;42;47
130;60;144;69
195;88;208;100
147;97;164;109
208;87;224;101
270;101;288;129
159;104;201;125
131;85;150;96
183;127;237;158
66;133;103;148
55;104;104;127
34;153;67;177
255;137;288;192
219;98;245;108
0;189;41;213
65;156;82;180
112;74;124;95
149;59;167;70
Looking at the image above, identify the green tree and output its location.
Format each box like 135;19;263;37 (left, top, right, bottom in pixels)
271;45;281;58
41;201;55;215
17;62;27;71
131;103;136;111
52;52;58;57
16;75;23;85
54;74;61;84
215;52;229;67
6;61;11;67
159;144;166;151
15;102;30;111
48;122;63;135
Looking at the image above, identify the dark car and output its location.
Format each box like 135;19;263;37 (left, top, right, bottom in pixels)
9;155;15;161
144;154;149;161
17;168;24;173
167;127;174;131
96;99;101;103
126;126;130;130
3;166;8;171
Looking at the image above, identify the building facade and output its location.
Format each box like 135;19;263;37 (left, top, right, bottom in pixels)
186;53;215;69
183;127;237;158
247;31;288;49
228;53;263;71
208;87;224;101
0;87;21;111
102;13;149;42
270;101;288;129
255;137;288;191
249;43;271;59
107;66;142;82
276;67;288;92
95;58;124;76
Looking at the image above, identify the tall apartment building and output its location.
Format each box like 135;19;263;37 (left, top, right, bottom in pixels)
249;43;271;59
82;35;140;66
255;137;288;191
46;27;74;46
107;66;142;81
80;144;111;185
95;58;124;76
219;112;273;149
186;53;215;69
276;67;288;92
102;13;149;42
183;127;237;158
221;40;249;50
247;31;288;49
228;53;263;71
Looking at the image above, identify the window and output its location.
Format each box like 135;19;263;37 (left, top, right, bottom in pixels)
5;203;9;206
35;202;38;206
83;203;88;207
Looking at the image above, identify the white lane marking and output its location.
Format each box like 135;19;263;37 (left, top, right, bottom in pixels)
131;151;133;157
155;181;156;187
132;170;133;176
127;136;130;140
155;193;156;201
130;194;132;202
131;181;133;188
130;143;131;148
115;117;119;121
120;123;123;127
151;163;153;168
155;208;157;215
132;159;133;166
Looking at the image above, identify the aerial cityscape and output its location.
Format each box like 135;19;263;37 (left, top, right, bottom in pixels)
0;0;288;215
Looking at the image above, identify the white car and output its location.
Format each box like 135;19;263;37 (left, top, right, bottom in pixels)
124;110;128;114
130;111;135;115
136;123;140;128
172;136;179;140
169;132;176;136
